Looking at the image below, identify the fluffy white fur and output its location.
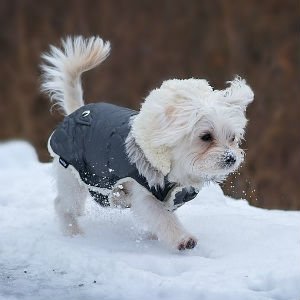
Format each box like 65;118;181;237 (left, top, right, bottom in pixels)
132;77;253;187
41;36;254;250
41;36;110;115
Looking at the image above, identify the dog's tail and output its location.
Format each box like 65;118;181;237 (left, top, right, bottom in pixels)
41;36;110;115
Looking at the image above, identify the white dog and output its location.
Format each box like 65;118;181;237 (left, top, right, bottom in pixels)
41;36;254;250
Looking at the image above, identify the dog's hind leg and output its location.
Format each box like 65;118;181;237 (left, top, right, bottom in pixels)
53;158;88;236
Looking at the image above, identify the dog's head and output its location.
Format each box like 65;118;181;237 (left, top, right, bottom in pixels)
132;76;254;186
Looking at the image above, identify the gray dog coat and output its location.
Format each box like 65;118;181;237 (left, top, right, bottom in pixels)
48;102;198;210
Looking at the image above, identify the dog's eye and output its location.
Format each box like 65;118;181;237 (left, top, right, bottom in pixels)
201;133;213;142
231;135;236;142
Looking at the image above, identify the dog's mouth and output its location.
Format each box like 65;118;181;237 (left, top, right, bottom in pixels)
194;161;241;184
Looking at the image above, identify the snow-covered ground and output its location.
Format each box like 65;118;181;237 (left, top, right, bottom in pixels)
0;141;299;300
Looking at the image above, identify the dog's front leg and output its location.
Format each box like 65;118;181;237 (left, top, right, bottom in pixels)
130;182;197;250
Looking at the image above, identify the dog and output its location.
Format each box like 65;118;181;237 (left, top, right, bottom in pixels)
41;36;254;250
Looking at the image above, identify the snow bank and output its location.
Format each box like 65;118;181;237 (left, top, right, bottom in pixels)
0;141;299;300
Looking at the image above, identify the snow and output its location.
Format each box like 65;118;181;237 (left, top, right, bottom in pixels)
0;141;299;300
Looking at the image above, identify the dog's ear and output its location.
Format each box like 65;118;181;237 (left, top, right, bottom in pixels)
159;78;213;126
152;100;200;149
149;78;213;147
221;76;254;111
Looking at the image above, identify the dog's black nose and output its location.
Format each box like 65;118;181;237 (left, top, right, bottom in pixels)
224;154;236;167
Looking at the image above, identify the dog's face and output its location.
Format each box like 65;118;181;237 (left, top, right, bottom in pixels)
147;77;254;185
170;104;246;182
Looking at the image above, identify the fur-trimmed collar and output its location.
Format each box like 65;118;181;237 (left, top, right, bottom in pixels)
130;111;172;177
125;127;166;188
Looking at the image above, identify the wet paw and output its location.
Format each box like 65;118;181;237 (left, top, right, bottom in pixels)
178;237;197;250
109;186;131;208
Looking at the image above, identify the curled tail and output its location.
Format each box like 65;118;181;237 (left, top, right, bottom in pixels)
41;36;110;115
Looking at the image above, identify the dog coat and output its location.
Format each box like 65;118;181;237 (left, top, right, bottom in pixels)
48;102;198;210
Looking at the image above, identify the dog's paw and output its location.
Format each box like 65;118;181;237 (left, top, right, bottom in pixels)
109;186;131;208
177;236;197;250
62;222;83;237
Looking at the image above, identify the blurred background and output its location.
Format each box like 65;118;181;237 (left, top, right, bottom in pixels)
0;0;299;209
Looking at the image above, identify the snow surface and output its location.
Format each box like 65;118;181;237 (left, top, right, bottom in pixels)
0;141;299;300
